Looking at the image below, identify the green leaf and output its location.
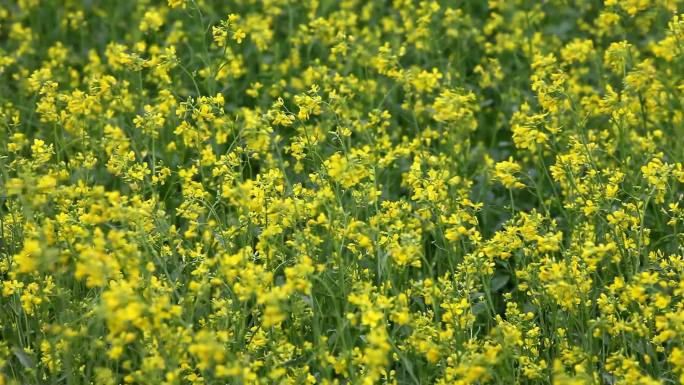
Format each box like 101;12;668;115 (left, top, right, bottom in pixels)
471;302;489;315
13;347;34;369
491;274;510;292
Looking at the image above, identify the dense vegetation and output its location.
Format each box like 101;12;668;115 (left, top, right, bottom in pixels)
2;0;684;384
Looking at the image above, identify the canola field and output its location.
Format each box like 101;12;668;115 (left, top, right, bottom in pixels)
2;0;684;384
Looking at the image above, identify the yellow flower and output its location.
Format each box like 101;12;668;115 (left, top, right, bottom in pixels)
13;239;41;274
494;158;525;189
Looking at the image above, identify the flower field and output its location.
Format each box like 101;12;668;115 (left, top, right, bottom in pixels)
2;0;684;384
